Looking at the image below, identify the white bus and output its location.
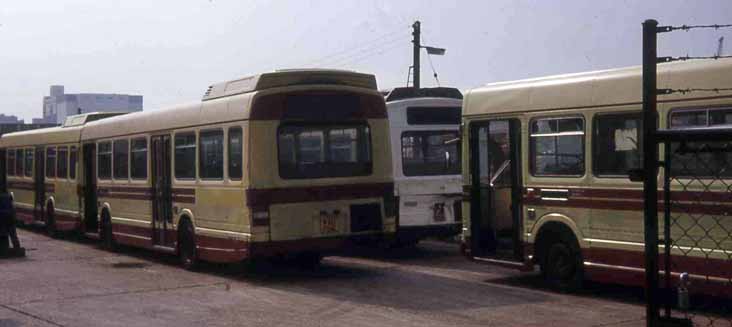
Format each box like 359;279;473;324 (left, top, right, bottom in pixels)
384;87;463;245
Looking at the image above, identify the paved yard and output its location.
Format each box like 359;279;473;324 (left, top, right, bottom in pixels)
0;229;647;326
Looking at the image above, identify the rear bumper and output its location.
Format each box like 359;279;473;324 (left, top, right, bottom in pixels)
197;232;393;263
397;223;461;242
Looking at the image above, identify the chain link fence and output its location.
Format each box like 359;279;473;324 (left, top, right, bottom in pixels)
658;135;732;326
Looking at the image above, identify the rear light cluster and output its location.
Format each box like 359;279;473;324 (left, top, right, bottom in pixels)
251;208;270;227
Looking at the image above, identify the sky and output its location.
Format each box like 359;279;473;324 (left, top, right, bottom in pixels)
1;0;731;121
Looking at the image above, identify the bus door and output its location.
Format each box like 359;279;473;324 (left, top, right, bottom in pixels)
151;135;174;248
0;149;6;193
33;147;46;223
82;143;98;234
469;119;523;261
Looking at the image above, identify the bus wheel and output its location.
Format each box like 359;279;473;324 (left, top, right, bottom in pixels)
46;205;58;238
101;211;117;252
294;252;323;269
540;235;583;292
178;220;199;271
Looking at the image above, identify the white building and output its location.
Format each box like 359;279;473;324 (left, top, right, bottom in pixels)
41;85;143;124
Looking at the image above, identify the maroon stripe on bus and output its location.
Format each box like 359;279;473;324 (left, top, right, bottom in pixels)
171;188;195;196
526;187;732;203
523;196;732;214
98;186;153;194
249;92;387;121
172;195;195;204
246;182;393;207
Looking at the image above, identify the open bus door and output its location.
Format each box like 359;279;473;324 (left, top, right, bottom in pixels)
0;149;6;194
82;143;98;235
151;135;175;249
469;119;523;263
33;147;45;224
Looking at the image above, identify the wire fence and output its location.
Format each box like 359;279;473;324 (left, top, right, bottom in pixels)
645;18;732;327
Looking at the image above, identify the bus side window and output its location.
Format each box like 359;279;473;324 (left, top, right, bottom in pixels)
199;129;224;180
98;142;112;179
174;133;196;180
228;127;242;180
15;148;24;177
593;113;642;177
130;138;147;180
113;139;129;180
46;147;56;178
669;107;732;178
530;117;585;177
7;149;15;176
69;146;77;180
57;146;68;179
24;149;33;177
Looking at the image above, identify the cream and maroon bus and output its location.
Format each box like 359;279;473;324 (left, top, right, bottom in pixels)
0;113;125;236
75;69;395;269
461;59;732;292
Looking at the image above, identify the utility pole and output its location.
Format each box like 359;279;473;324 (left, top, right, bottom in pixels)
718;36;725;57
642;19;659;327
412;20;421;89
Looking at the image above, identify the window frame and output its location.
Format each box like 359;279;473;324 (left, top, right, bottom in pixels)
69;146;78;180
198;129;225;181
400;129;461;177
592;111;643;179
668;105;732;129
57;146;69;180
227;126;243;181
6;149;15;177
174;131;197;180
15;148;24;178
529;115;586;178
276;122;373;180
97;141;112;180
113;139;130;180
130;137;148;180
46;146;56;179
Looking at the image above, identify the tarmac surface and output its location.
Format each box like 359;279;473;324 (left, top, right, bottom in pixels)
0;229;648;327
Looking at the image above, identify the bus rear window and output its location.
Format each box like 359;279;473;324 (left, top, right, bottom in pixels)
401;131;460;176
278;124;372;179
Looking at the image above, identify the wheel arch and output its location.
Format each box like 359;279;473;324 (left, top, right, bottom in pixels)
531;214;584;266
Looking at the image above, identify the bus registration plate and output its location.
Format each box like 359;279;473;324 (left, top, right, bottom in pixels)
433;203;446;222
320;213;338;234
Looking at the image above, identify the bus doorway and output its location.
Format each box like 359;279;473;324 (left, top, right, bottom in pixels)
469;119;523;262
151;135;174;249
82;143;98;234
33;147;45;224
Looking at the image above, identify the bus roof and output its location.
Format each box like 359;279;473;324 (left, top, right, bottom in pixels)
82;70;381;141
0;112;127;147
202;69;378;101
384;87;463;102
463;58;732;117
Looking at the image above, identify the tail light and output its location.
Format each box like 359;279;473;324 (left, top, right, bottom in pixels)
251;208;270;227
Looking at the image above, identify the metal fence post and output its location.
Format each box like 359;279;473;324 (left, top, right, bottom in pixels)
642;18;660;327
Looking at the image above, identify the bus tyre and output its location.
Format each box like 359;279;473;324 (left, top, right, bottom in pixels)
541;235;583;292
294;252;322;269
101;212;117;252
178;220;199;271
46;205;58;238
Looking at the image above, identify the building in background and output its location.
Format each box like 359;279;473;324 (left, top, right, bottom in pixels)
39;85;143;124
0;114;24;125
0;113;55;136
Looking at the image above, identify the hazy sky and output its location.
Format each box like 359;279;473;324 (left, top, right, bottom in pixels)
1;1;731;121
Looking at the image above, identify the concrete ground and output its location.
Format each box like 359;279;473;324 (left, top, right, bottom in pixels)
0;229;648;327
